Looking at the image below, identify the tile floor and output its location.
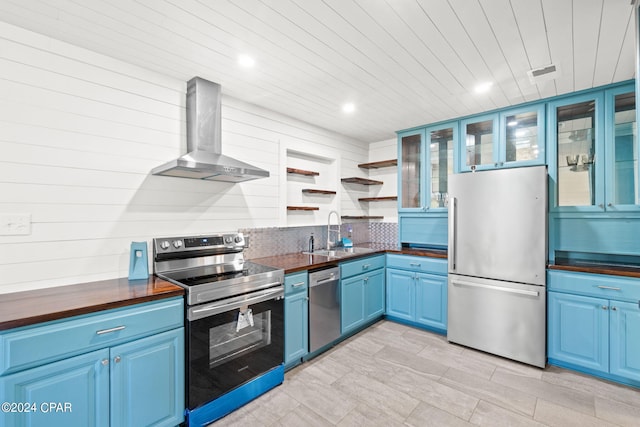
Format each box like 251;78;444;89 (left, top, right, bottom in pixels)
211;320;640;426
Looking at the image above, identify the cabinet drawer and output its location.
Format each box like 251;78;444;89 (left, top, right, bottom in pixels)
0;297;183;376
386;254;447;275
548;270;640;302
285;271;308;295
341;255;385;279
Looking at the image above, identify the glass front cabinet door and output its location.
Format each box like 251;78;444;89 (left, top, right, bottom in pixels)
427;123;456;209
460;105;545;172
398;129;425;212
550;92;603;210
398;123;455;212
605;85;638;210
460;113;497;171
500;104;546;167
550;83;637;211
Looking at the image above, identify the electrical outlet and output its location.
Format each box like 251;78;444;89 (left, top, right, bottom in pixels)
0;214;32;236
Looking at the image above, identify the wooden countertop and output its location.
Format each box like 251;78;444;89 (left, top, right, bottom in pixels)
548;263;640;279
0;277;184;331
251;243;447;274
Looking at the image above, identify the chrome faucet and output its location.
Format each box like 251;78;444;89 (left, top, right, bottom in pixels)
327;210;341;249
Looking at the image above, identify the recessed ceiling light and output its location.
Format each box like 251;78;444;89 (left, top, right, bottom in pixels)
238;54;255;68
342;103;355;114
474;81;493;94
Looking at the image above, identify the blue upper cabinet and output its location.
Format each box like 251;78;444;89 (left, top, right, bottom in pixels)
459;104;545;172
398;123;455;213
398;129;426;213
398;129;425;212
500;104;546;168
549;91;605;212
397;80;637;252
604;84;638;211
549;83;637;213
426;122;456;210
547;82;639;261
459;113;498;172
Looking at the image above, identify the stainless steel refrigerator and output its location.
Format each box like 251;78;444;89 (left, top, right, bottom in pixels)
447;165;547;368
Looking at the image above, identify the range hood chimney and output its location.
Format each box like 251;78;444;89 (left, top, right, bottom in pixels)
151;77;269;182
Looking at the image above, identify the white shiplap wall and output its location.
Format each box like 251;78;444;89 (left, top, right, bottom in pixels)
0;22;370;293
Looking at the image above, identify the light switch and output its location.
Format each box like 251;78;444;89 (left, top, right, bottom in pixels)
0;213;32;236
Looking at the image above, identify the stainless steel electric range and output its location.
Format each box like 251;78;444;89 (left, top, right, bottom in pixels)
153;233;285;427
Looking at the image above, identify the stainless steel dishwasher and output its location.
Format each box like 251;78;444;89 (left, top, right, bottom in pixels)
308;266;341;353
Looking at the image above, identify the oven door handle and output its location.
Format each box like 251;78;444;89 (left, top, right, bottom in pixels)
188;285;284;321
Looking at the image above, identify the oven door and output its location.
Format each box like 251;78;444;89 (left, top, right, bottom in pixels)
186;286;284;410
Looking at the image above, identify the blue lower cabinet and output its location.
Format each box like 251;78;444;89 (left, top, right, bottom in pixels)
284;272;308;369
386;267;447;334
284;292;308;367
341;269;385;335
548;285;640;387
110;328;184;427
365;270;385;321
341;275;365;333
1;349;110;427
547;291;609;373
385;269;415;322
415;273;447;331
0;298;185;427
610;300;640;382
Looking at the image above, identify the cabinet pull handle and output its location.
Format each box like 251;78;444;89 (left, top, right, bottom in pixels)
601;305;609;310
291;281;305;288
410;263;421;267
611;306;617;311
452;279;539;297
114;356;121;363
101;359;109;366
448;197;457;272
362;264;371;269
597;286;621;291
96;325;126;335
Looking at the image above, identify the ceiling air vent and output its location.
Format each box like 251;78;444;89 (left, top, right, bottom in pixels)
527;64;559;85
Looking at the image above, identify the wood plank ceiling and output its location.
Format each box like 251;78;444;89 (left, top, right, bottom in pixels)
0;0;635;142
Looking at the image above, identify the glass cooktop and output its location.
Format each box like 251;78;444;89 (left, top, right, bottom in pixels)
162;261;280;288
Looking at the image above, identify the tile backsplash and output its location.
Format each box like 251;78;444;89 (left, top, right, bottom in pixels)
241;222;398;259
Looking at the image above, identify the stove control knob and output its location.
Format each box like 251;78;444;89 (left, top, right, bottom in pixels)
173;240;183;249
234;236;243;243
225;236;233;244
160;240;171;250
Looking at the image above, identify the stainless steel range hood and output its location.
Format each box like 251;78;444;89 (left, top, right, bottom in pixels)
151;77;269;182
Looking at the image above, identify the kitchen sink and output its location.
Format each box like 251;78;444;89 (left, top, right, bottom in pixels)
303;247;376;259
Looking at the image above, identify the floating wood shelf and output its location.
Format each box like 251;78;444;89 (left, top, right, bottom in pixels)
341;177;384;185
358;159;398;169
358;196;398;202
287;206;320;211
302;189;336;195
341;215;384;220
287;167;319;176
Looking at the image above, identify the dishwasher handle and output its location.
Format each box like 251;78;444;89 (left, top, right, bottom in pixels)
309;267;340;288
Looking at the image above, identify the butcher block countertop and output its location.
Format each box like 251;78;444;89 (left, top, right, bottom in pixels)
548;263;640;279
251;243;447;274
0;277;184;331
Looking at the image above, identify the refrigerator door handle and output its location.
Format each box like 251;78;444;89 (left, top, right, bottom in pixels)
451;279;540;297
448;197;457;272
